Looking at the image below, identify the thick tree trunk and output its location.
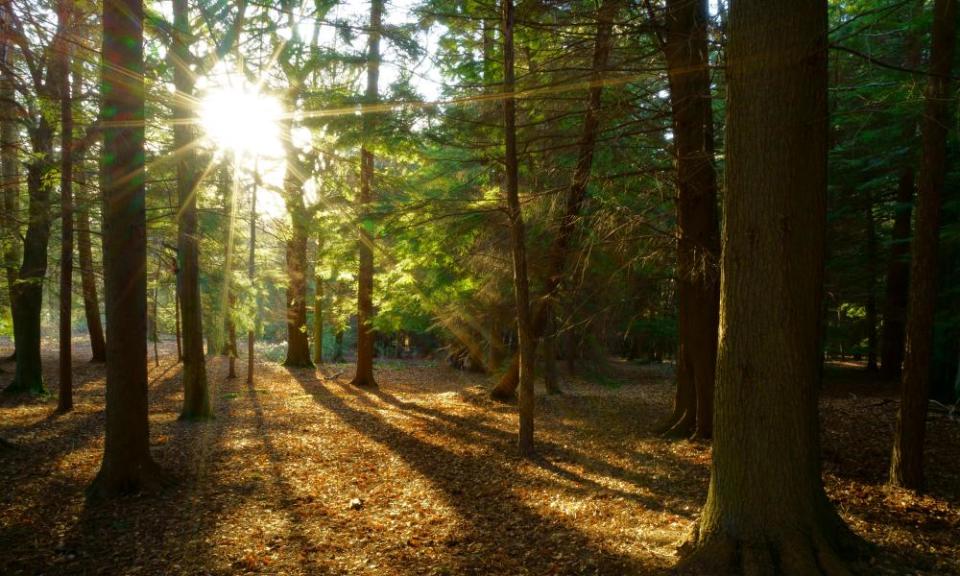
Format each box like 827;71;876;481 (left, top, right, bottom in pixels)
680;1;858;572
490;0;618;401
283;211;311;366
658;0;721;440
173;0;210;419
76;166;106;362
889;0;957;491
501;0;536;457
350;0;382;388
57;7;74;411
89;0;165;497
8;123;53;395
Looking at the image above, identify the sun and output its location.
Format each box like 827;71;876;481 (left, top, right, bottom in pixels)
199;83;284;158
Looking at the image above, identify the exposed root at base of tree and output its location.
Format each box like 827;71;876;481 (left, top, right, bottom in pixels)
654;411;695;439
677;530;855;576
349;375;378;388
86;458;171;501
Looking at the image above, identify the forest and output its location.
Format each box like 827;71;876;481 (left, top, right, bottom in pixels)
0;0;959;574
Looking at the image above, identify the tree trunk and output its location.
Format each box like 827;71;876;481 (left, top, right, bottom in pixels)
57;2;74;412
76;162;106;362
8;119;54;396
222;156;238;379
350;0;382;388
680;1;858;571
661;0;720;440
246;171;257;384
89;0;165;497
314;272;324;365
173;0;210;419
0;5;19;340
151;249;160;367
865;191;879;372
501;0;536;457
174;284;182;361
283;207;311;366
880;0;925;382
490;0;619;401
226;293;237;378
889;0;957;491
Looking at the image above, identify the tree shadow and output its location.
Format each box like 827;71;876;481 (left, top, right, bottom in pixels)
288;366;676;575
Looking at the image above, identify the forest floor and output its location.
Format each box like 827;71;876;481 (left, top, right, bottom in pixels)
1;343;959;575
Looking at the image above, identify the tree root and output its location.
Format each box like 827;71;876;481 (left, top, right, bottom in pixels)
677;528;857;576
350;375;378;389
86;457;171;500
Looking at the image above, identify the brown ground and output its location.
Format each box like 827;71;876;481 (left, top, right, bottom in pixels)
0;346;958;575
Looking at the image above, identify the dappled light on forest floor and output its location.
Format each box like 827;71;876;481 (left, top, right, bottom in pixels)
1;350;959;575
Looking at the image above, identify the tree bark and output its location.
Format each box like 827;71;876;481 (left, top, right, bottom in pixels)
314;272;324;365
76;159;106;362
282;194;311;366
0;4;19;337
8;104;54;396
679;1;858;571
501;0;536;457
173;0;210;419
246;171;257;384
222;157;238;379
865;191;879;372
350;0;382;388
659;0;720;439
490;0;619;401
880;0;924;381
89;0;165;497
56;1;74;412
889;0;957;491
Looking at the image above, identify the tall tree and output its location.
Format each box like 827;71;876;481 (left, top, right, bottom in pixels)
679;0;858;571
280;111;313;367
350;0;383;388
90;0;164;497
173;0;211;419
490;0;619;401
880;0;925;381
501;0;535;456
889;0;958;491
5;7;58;395
0;2;19;338
314;233;324;365
76;148;106;361
56;0;74;413
658;0;720;439
247;170;258;383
